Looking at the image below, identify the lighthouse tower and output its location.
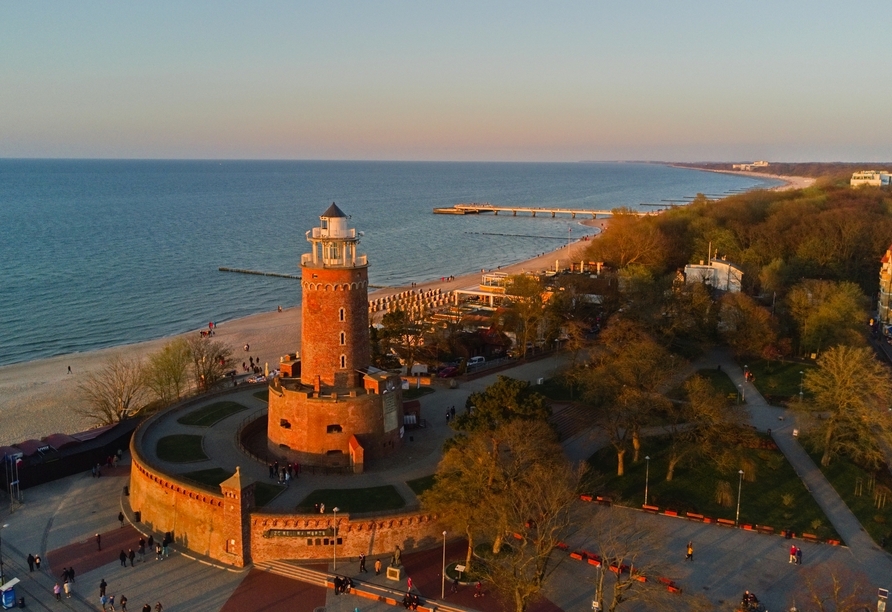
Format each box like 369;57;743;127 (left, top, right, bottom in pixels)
267;204;403;472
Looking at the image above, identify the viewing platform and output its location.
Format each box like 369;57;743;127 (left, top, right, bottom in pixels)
433;202;646;218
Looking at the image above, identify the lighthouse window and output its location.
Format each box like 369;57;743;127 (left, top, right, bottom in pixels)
327;424;343;434
339;332;346;345
340;355;346;368
328;243;339;259
321;219;328;230
339;308;345;321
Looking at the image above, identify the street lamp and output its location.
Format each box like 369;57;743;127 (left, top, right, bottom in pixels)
332;507;340;570
441;530;447;599
644;456;651;506
799;371;804;401
735;470;744;525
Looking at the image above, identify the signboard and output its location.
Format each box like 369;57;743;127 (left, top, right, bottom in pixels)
264;528;333;538
382;389;399;433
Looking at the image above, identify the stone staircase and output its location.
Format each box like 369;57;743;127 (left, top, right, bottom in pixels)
549;401;593;441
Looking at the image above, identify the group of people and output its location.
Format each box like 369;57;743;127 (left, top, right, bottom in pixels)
117;531;172;568
332;575;354;594
401;592;421;609
270;460;300;485
740;590;761;610
25;553;42;571
445;405;456;423
98;577;163;611
788;544;803;564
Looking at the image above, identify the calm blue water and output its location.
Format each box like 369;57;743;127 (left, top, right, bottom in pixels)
0;160;779;366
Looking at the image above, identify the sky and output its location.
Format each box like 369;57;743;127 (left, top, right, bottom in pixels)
2;1;891;162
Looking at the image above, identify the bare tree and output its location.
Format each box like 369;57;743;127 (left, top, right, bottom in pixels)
186;336;234;392
76;355;149;424
143;338;191;406
790;560;873;611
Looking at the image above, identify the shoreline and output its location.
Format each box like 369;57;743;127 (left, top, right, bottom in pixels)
0;230;603;446
670;165;816;192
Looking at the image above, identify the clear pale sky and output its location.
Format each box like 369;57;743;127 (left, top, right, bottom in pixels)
2;1;890;162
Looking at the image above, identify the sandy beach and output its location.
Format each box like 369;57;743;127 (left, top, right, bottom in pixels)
0;229;604;446
679;167;816;191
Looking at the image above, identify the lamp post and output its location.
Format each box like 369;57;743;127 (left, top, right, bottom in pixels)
441;530;447;599
799;371;804;401
332;507;340;570
735;470;744;525
644;456;651;506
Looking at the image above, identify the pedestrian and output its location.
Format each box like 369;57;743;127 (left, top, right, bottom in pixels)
138;538;146;562
119;512;125;527
68;365;72;374
319;503;325;514
407;576;413;591
789;544;797;563
142;605;151;612
100;594;109;611
375;558;382;575
97;533;102;550
155;543;162;560
109;594;117;611
359;552;367;573
451;576;458;593
54;583;61;600
120;550;127;566
64;580;71;598
474;581;484;598
284;471;290;487
269;463;275;478
445;411;450;423
450;406;456;419
69;565;76;582
796;547;802;565
100;579;108;596
686;541;693;561
27;553;34;572
147;535;154;550
333;576;342;595
128;549;135;566
35;554;41;570
120;595;128;611
154;602;163;612
62;567;70;582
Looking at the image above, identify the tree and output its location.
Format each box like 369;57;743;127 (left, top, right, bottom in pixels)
501;275;546;358
379;308;425;372
584;212;669;272
786;280;867;356
143;338;191;406
800;345;892;468
76;356;149;425
790;560;873;612
186;336;233;392
453;376;550;434
718;292;779;359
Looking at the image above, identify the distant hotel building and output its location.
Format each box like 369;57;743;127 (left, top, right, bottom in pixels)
683;258;743;293
732;161;769;171
851;171;892;187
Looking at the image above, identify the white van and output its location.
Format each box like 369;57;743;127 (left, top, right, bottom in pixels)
468;356;485;367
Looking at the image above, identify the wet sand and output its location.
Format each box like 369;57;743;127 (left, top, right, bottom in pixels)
0;227;604;446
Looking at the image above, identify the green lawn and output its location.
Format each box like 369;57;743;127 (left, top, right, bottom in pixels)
745;359;816;403
694;368;740;399
156;435;208;463
253;389;269;402
296;485;406;513
406;474;436;496
587;436;839;540
177;401;248;427
807;449;892;550
179;468;284;507
403;387;435;400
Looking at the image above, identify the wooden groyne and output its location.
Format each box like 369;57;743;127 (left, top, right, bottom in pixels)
219;267;301;280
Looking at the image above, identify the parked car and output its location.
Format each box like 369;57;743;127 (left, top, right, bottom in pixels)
437;366;459;378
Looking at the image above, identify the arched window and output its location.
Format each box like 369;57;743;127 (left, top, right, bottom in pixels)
339;308;345;321
340;332;346;345
340;355;346;368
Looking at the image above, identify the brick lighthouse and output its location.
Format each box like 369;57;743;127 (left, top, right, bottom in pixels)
267;203;404;472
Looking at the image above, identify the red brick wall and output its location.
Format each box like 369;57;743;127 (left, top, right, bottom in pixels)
249;510;444;564
300;266;370;388
267;388;403;467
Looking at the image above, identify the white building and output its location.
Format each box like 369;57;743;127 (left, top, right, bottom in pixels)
851;171;892;187
683;258;743;293
732;161;769;171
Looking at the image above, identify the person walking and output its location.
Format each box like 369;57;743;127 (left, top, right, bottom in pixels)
128;548;136;567
407;576;413;591
138;539;146;562
142;605;151;612
375;558;382;575
685;541;693;561
69;566;76;583
63;579;71;598
26;554;34;572
100;579;107;596
35;554;41;570
96;533;102;550
118;512;125;528
108;594;116;611
796;547;803;565
154;602;164;612
119;550;127;566
100;594;109;611
120;595;128;611
359;552;367;573
53;583;61;601
789;544;797;563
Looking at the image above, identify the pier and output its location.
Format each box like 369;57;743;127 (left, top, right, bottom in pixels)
219;267;301;279
433;203;646;218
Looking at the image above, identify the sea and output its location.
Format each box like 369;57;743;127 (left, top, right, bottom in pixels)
0;160;780;367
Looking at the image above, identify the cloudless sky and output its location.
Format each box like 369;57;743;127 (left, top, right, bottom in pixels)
2;1;890;161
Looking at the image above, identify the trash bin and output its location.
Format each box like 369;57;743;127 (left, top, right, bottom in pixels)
134;511;141;523
123;485;129;496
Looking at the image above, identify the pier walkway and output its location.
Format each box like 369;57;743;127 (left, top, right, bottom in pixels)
433;203;646;218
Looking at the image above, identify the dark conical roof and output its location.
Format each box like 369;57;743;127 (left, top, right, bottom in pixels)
321;202;347;218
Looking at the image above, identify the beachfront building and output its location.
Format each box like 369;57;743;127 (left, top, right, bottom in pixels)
683;258;743;293
877;244;892;335
851;171;892;187
267;204;403;472
732;161;769;171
